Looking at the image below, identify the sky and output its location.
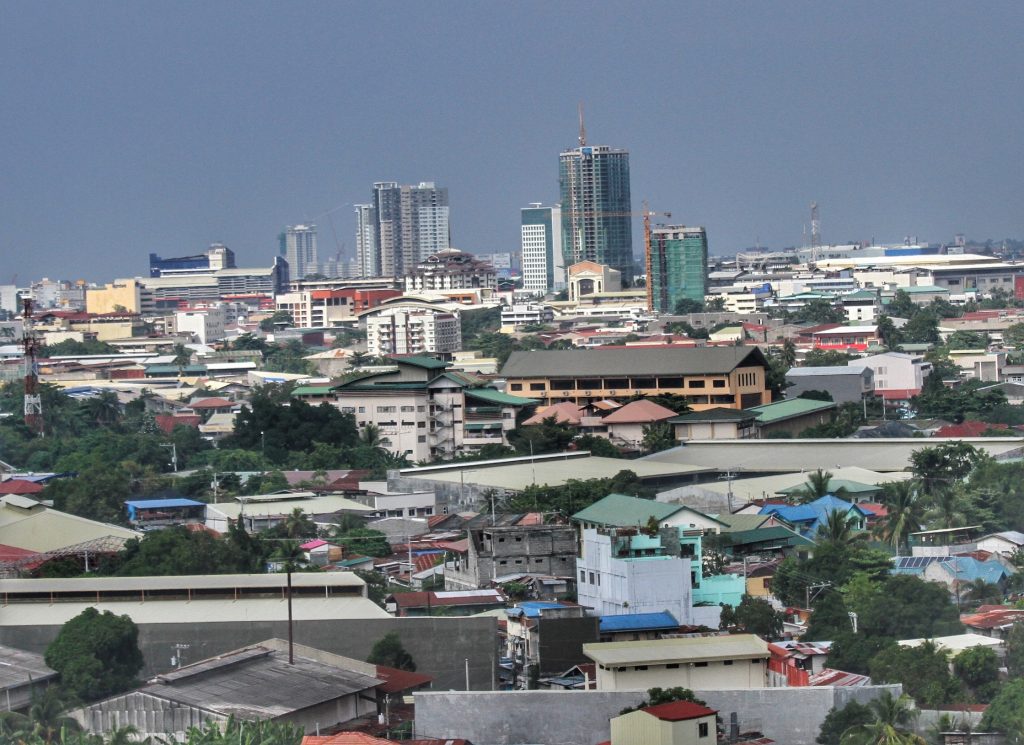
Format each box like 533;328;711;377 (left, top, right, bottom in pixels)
1;1;1023;283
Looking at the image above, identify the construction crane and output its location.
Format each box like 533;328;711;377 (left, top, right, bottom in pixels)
21;298;43;436
560;202;671;312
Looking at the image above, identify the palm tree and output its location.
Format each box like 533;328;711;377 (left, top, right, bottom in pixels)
924;487;968;532
348;350;370;369
271;540;305;665
282;507;316;539
793;469;850;503
961;579;1004;608
841;691;924;745
873;480;924;555
817;509;867;546
85;390;122;427
26;687;81;744
359;423;383;448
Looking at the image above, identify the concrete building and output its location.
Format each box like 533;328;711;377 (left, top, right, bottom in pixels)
501;347;771;410
358;182;450;277
649;226;709;313
365;309;461;357
610;700;718;745
174;307;226;344
501;303;555;331
560;141;633;280
505;601;600;679
0;284;18;315
285;224;319;280
0;645;58;711
576;528;693;624
568;261;622;301
522;203;564;294
785;365;874;404
668;408;758;441
445;524;577;592
86;279;150;314
855;352;932;403
149;244;236;277
138;258;290;304
746;398;837;437
583;634;769;691
405;248;496;293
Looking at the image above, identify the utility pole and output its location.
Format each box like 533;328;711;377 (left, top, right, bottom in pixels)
805;582;831;610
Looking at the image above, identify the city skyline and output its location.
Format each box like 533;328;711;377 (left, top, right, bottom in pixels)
2;2;1023;282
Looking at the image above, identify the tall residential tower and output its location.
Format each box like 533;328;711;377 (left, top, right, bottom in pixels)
520;203;563;294
355;182;450;277
284;224;319;280
559;134;633;281
648;225;708;313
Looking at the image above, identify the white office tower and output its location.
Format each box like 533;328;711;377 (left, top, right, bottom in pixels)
355;204;379;277
521;203;563;294
284;224;319;280
356;182;450;277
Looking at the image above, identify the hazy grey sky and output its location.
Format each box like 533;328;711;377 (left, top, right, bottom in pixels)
2;1;1022;282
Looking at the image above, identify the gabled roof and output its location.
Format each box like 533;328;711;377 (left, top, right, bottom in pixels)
984;531;1024;546
522;402;583;426
572;493;691;527
464;388;538;407
601;399;678;424
0;479;44;495
389;355;449;370
668;407;755;424
718;525;814;550
502;346;770;378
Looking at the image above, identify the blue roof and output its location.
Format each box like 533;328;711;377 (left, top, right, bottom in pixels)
759;495;867;538
892;555;1010;584
124;498;205;509
599;611;679;633
506;601;569;619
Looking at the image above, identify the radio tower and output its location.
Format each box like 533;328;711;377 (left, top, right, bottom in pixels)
810;201;822;264
21;298;43;436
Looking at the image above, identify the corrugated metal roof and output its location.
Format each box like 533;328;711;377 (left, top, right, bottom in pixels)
746;398;836;424
502;346;769;378
599;611;679;632
124;498;205;509
572;493;682;526
464;388;538;407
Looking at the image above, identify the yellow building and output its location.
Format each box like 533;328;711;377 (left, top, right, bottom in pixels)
610;700;718;745
86;279;148;314
501;347;771;411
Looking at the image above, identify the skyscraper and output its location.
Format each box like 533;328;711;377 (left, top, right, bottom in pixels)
284;224;318;280
355;182;450;277
520;203;563;294
559;138;632;280
649;225;709;313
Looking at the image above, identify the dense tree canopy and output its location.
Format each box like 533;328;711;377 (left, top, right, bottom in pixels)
45;608;144;703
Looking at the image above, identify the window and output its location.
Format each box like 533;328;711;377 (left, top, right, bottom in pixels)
723;660;734;666
712;379;726;388
358;406;366;413
418;435;426;443
510;383;523;391
529;383;546;391
666;663;680;669
694;661;708;667
401;405;415;412
376;405;396;413
688;379;706;389
580;570;586;583
699;722;709;738
589;572;595;584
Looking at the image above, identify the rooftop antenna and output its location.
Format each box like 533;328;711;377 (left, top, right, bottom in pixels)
578;102;587;147
810;201;821;264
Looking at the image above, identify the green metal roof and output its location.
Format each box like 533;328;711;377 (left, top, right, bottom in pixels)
778;479;881;497
393;356;449;370
745;398;836;424
668;407;755;423
144;364;207;375
714;514;781;533
291;386;337;396
572;493;681;526
464;388;538;407
719;525;814;549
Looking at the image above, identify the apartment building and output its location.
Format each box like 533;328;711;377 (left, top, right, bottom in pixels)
501;347;771;410
366;309;461;357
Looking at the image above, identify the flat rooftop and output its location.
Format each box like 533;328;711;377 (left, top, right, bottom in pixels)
583;634;768;666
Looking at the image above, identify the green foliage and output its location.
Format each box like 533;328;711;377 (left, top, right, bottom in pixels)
872;480;925;552
45;608;143;703
44;338;118;357
901;310;941;345
839;691;924;745
727;595;784;639
792;299;847;325
1006;622;1024;678
1004;322;1024;348
798;402;864;438
945;330;990;350
817;700;874;745
641;422;676;454
259;310;294;331
798;389;834;402
367;632;416;671
803;349;857;367
673;298;705;314
869;641;962;708
953;645;1000;703
910;443;983;497
507;416;577;455
887;290;919;319
328;527;391;557
167;716;304;745
981;678;1024;742
791;469;850;503
100;524;265;576
620;686;705;715
574;434;624;458
503;470;652;516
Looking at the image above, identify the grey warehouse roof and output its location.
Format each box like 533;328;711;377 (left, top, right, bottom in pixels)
786;365;869;377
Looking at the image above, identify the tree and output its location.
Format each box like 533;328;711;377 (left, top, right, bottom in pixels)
1004;322;1024;348
641;422;676;454
792;469;850;503
281;507;317;539
673;298;705;314
945;330;989;350
44;608;144;703
795;299;846;325
868;641;961;708
901;310;940;345
980;678;1024;741
728;595;783;639
888;290;919;319
1006;621;1024;678
367;632;416;671
803;349;856;367
840;691;924;745
818;700;875;745
704;297;727;312
817;509;866;547
873;480;924;554
953;645;1000;703
329;527;391;557
259;310;294;332
910;443;982;498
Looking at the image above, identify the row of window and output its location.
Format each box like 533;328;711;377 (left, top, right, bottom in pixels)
601;658;760;672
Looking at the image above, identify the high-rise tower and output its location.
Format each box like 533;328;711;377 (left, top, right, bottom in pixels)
520;203;563;294
559;118;633;280
355;182;450;277
648;225;709;314
284;224;319;280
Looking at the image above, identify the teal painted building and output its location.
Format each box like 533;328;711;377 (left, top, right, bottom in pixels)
649;225;708;313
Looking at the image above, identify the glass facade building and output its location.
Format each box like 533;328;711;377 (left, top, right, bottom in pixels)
649;226;708;313
559;145;633;281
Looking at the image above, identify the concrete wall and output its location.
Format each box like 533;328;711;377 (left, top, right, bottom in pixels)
0;616;498;692
413;684;903;745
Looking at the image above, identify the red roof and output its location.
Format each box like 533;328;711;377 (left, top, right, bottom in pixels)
390;590;503;608
642;700;718;722
188;397;236;409
935;421;991;437
0;479;45;495
302;734;395;745
0;544;40;562
601;399;677;424
374;664;434;694
523;402;582;426
877;388;920;400
858;502;888;517
154;414;202;434
515;512;545;526
413;554;440;573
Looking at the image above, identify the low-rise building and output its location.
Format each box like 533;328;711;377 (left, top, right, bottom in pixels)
811;325;880;352
504;601;599;680
366;309;462;357
609;700;719;745
583;634;769;691
785;366;874;404
668;408;758;441
444;524;577;592
746;398;837;437
855;352;932;403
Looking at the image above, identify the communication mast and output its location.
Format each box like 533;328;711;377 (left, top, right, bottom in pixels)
810;201;821;264
577;101;587;147
21;297;43;436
